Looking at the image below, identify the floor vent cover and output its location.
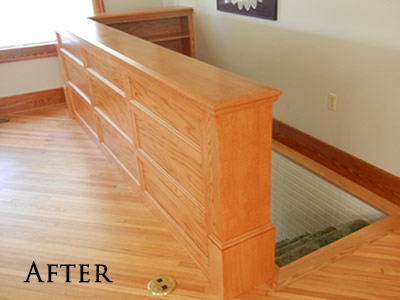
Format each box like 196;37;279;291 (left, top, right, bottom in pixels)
148;275;177;296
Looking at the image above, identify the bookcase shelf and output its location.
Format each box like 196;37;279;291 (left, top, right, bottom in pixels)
90;7;195;57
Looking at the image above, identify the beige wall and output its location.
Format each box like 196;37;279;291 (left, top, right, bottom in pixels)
174;0;400;176
0;57;64;98
0;0;169;98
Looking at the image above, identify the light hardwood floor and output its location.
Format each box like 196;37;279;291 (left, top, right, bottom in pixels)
0;104;216;300
1;104;399;300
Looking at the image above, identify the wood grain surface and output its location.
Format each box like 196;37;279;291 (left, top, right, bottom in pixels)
90;7;195;57
133;105;205;204
92;0;105;15
0;88;65;115
58;14;280;110
98;115;139;181
64;56;91;97
69;85;96;136
90;7;194;24
56;7;281;298
275;215;400;289
0;105;216;300
0;43;57;64
128;70;203;145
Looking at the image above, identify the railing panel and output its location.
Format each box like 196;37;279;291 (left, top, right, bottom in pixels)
57;7;281;299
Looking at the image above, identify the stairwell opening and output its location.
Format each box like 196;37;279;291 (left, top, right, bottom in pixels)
270;151;386;267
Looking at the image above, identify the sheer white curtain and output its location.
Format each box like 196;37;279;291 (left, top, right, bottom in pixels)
0;0;93;49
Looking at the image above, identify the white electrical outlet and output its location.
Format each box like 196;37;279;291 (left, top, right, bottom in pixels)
328;93;337;111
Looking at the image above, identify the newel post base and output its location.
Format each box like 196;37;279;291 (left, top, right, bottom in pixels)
208;224;276;299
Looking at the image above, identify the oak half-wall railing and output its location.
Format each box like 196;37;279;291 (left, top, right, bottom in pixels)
56;7;281;299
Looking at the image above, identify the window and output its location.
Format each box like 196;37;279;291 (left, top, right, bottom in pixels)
0;0;104;63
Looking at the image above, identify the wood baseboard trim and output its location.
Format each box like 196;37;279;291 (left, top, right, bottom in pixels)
275;215;400;289
0;88;65;116
272;119;400;208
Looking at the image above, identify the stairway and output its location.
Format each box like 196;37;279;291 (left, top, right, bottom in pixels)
275;219;369;267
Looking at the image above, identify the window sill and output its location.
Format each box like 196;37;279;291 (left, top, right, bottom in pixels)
0;43;58;64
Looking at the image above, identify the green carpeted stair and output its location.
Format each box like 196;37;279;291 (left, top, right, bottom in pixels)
275;219;369;267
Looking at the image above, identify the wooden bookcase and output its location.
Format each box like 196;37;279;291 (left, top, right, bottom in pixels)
90;7;195;57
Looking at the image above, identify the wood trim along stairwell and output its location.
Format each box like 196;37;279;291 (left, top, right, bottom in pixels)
272;119;400;208
272;140;400;216
0;88;66;115
274;215;400;289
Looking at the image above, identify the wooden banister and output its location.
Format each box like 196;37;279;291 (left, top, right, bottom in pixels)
56;7;281;299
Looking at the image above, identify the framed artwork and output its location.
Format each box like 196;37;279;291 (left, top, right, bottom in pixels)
217;0;277;21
